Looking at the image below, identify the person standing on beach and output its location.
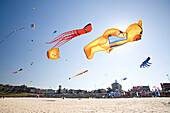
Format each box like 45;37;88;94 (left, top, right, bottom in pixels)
136;92;138;98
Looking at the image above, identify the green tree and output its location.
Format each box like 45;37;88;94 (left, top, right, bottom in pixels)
97;89;101;93
107;87;112;93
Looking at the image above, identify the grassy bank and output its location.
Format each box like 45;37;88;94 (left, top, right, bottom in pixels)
0;91;43;97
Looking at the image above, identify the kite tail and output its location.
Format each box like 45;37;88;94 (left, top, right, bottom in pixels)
51;34;75;49
46;23;92;48
47;29;78;44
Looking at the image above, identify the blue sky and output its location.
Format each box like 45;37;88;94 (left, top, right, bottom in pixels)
0;0;170;91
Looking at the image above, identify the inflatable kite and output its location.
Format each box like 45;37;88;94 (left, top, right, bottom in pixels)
11;68;23;75
84;20;143;59
46;23;92;60
36;95;39;98
140;57;152;68
69;70;88;80
0;28;24;44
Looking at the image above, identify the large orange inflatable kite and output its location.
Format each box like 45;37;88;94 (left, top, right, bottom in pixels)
84;20;143;59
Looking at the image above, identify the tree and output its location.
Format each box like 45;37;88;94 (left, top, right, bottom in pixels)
97;89;101;93
107;87;112;93
58;85;61;94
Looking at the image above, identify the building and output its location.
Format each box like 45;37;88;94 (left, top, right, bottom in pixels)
160;83;170;96
111;80;122;92
45;89;56;94
68;89;87;94
61;88;68;93
131;86;150;92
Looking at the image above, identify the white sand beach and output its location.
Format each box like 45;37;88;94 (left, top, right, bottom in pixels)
0;97;170;113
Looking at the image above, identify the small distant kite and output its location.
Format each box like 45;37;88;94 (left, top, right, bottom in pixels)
53;30;57;35
69;70;88;80
11;68;23;75
46;23;92;60
121;77;127;81
27;81;32;86
33;7;35;10
153;86;156;89
31;62;33;65
0;28;24;44
140;57;152;68
31;24;35;29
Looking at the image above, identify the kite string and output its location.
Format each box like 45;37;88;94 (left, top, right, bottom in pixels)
0;28;24;44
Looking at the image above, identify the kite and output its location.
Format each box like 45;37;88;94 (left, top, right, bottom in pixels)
46;23;92;60
140;57;152;68
0;28;24;44
31;62;33;65
27;81;32;86
36;95;39;98
69;70;88;80
153;86;156;89
11;68;23;75
47;48;60;60
31;24;35;29
84;20;143;59
33;7;35;10
155;90;157;96
121;77;127;81
110;92;114;98
52;30;57;35
157;87;161;92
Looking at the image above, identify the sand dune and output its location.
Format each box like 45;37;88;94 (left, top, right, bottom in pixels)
0;97;170;113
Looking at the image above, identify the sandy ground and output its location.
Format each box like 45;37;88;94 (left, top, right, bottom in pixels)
0;97;170;113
